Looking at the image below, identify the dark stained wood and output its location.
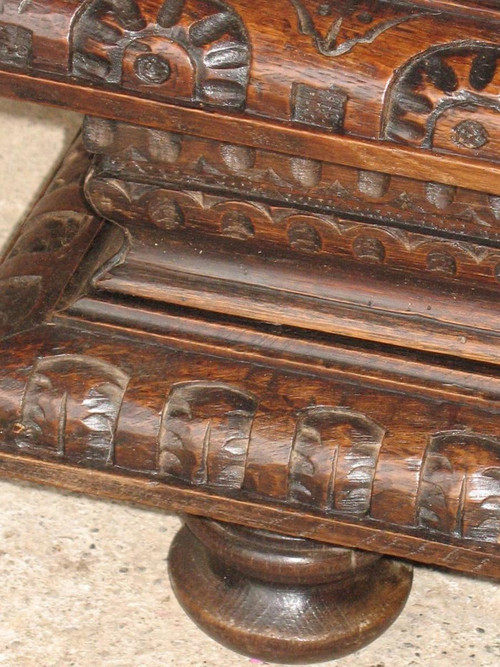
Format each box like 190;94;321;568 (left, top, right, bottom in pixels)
169;516;413;663
0;137;102;339
0;0;499;159
78;119;500;365
1;0;500;661
0;1;500;193
2;71;500;196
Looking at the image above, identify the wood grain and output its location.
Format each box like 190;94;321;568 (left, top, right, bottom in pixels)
1;2;500;660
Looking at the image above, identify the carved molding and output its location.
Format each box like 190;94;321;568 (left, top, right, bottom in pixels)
84;119;500;244
0;140;101;340
86;175;500;287
0;1;499;161
3;355;500;550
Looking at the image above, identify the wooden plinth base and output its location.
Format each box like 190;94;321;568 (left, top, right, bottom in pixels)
168;516;413;664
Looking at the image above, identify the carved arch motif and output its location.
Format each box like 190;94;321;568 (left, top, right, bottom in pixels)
159;381;258;488
18;355;130;464
288;406;385;514
416;430;500;542
382;41;500;152
70;0;250;109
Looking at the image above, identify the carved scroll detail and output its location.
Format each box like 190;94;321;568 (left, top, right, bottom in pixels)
288;407;384;514
17;355;129;464
416;431;500;543
289;0;430;58
159;381;257;488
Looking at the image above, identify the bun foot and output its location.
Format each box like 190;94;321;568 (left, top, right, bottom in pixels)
168;516;413;664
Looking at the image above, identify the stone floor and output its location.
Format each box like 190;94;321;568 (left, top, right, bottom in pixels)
0;98;498;667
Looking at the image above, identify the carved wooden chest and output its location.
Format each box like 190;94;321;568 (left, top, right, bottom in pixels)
0;0;499;662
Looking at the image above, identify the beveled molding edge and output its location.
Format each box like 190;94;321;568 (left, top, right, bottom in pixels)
0;449;498;579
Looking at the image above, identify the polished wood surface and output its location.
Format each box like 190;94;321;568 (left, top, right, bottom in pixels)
0;0;500;662
0;1;499;192
169;516;412;663
1;141;500;579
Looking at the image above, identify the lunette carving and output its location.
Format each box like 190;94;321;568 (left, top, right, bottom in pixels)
383;41;500;157
71;0;251;109
1;0;500;159
4;354;500;549
16;355;130;464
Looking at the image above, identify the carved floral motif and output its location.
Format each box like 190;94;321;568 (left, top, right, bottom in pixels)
383;42;500;155
70;0;250;109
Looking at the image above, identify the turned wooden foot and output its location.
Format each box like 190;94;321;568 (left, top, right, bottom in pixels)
168;516;413;664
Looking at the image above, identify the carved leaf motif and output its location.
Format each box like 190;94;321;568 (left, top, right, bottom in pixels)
159;382;257;488
288;407;384;514
416;431;500;542
18;355;129;464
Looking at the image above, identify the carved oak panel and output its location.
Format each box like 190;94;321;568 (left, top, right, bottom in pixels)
0;0;499;166
2;325;500;568
84;119;500;245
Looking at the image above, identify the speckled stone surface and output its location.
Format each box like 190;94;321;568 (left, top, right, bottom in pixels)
0;99;499;667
